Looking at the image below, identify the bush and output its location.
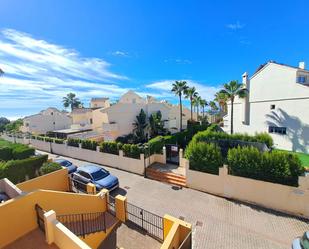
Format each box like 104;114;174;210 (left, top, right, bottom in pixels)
185;141;223;175
40;162;62;175
36;136;45;141
67;138;81;147
11;144;35;160
81;140;98;151
147;136;165;155
0;147;13;161
0;155;48;183
227;146;304;186
122;144;143;159
44;137;53;142
100;142;121;155
54;138;64;144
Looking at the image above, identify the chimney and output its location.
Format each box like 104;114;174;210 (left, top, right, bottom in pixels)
242;72;249;85
299;61;305;70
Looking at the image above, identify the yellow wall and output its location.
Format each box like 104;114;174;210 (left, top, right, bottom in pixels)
0;190;107;248
161;215;192;249
17;168;69;192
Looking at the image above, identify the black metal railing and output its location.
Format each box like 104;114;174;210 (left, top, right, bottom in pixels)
35;204;46;232
107;195;116;216
57;212;106;238
178;231;192;249
126;202;163;241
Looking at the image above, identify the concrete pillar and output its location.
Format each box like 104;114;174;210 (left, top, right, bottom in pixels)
140;153;144;161
100;189;109;211
162;146;167;164
86;183;96;195
44;210;56;244
115;195;127;222
119;150;124;157
96;145;100;152
78;143;82;149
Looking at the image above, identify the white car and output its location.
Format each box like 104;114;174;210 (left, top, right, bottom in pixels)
292;231;309;249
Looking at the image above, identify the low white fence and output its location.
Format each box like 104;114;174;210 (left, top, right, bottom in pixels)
1;134;166;176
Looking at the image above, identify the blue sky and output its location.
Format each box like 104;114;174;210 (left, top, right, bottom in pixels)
1;0;309;119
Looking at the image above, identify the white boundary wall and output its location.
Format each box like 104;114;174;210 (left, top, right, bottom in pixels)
184;159;309;217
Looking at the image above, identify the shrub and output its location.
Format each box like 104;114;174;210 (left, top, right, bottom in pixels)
100;142;121;155
147;136;165;155
40;162;62;175
122;144;143;159
44;137;53;142
0;147;13;161
67;138;81;147
81;140;98;151
54;138;64;144
185;141;223;175
227;146;304;186
254;132;274;148
0;155;48;183
36;136;45;141
11;144;35;160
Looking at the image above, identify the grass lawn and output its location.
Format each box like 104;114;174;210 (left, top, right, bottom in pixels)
275;149;309;168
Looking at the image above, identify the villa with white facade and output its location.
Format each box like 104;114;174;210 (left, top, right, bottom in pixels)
223;61;309;153
20;107;72;134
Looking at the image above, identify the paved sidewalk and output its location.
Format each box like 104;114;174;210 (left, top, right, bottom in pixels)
43;151;309;249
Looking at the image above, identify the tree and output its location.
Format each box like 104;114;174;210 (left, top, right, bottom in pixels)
214;92;228;113
148;111;166;137
199;99;208;118
171;81;188;131
133;109;148;142
63;93;82;111
209;101;219;112
194;95;202;120
219;80;248;134
5;119;23;132
184;87;198;121
0;117;10;132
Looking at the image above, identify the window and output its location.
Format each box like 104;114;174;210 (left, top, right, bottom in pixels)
53;122;55;125
268;126;287;135
51;112;53;115
270;105;275;110
296;76;307;84
79;171;91;179
90;118;93;124
132;98;136;104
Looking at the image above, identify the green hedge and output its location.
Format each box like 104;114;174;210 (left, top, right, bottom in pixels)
54;138;64;144
36;136;45;141
147;136;165;155
0;155;48;183
0;147;13;161
11;144;35;160
122;144;143;159
227;146;304;186
192;130;273;148
100;142;121;155
67;138;81;147
185;141;223;175
81;140;98;151
40;162;62;175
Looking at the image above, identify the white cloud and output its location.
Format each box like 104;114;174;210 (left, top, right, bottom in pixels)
146;80;220;102
0;29;130;113
226;21;245;30
111;50;129;57
164;58;192;64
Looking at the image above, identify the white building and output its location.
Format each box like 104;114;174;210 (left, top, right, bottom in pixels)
92;90;191;141
20;107;72;134
223;61;309;153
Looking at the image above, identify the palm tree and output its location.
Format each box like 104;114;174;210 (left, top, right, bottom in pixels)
219;80;248;134
199;99;208;118
209;101;219;112
63;93;82;111
194;95;202;120
0;68;4;76
214;92;228;113
171;81;188;131
133;109;148;142
148;111;166;137
184;87;198;121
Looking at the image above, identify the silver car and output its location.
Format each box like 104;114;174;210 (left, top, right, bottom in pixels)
292;231;309;249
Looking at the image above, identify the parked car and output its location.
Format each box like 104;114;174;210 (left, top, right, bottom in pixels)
72;164;119;191
292;231;309;249
54;159;77;174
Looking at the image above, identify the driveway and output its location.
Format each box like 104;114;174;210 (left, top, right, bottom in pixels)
42;151;309;249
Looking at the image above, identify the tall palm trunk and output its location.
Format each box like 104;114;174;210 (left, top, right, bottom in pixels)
230;98;234;134
179;94;183;131
190;98;193;121
202;106;205;118
197;104;199;121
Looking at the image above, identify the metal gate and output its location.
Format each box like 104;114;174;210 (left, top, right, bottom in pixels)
35;204;45;232
126;202;163;241
166;144;179;165
107;195;116;216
